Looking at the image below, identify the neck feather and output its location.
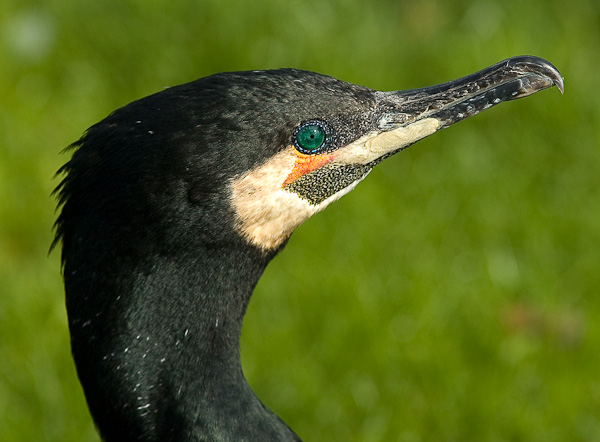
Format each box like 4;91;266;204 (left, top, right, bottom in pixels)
65;244;300;441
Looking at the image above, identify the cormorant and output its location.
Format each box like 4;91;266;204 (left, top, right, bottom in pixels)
54;56;563;442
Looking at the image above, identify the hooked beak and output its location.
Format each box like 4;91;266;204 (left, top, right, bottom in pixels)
378;55;563;130
336;56;563;166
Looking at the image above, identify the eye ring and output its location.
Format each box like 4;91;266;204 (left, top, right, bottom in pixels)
293;120;331;154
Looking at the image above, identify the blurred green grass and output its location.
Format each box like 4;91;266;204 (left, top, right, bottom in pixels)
1;0;599;440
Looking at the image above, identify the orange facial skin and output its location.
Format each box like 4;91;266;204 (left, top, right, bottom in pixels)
282;147;334;187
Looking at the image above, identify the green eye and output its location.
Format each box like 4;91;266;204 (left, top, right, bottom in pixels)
294;121;328;153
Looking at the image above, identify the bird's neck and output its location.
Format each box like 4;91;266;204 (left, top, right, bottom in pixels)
66;245;299;441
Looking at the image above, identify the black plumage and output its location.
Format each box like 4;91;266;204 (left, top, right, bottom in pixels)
54;56;562;441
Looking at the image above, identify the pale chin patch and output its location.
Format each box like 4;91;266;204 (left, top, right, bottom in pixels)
231;162;368;251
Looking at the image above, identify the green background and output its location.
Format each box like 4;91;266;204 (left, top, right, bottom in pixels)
1;0;598;440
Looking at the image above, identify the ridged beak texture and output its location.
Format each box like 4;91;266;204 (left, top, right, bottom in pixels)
336;55;564;167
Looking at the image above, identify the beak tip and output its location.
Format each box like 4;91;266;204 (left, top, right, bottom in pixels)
518;55;564;95
555;76;565;95
505;55;564;96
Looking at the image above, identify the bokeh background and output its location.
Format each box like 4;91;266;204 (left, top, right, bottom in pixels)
1;0;598;440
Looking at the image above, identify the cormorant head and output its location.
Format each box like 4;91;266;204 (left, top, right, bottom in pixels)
55;56;562;265
227;56;563;251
